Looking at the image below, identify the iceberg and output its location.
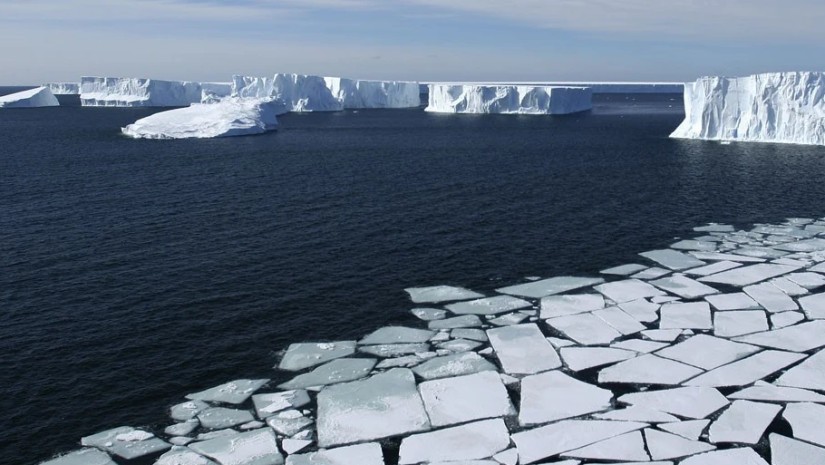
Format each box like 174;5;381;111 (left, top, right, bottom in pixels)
424;81;683;94
324;77;420;108
671;72;825;145
44;82;80;95
426;84;592;114
80;76;202;107
0;86;59;108
121;98;280;139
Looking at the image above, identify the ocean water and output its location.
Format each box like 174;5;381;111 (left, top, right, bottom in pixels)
3;90;825;465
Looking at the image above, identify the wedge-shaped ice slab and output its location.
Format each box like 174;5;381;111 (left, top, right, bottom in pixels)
593;306;646;335
278;358;376;390
770;433;825;465
412;351;497;380
729;384;825;402
788;272;825;289
713;311;769;337
428;315;483;330
594;279;666;303
783;402;825;448
618;298;660;323
359;327;435;344
359;343;430;357
705;292;759;310
655;335;760;370
679;448;768;465
743;282;798;312
618;387;729;419
411;307;447;321
685;350;805;387
39;449;117;465
496;276;603;298
277;342;356;371
734;321;825;352
658;420;710;441
699;263;800;286
644;429;715;460
639;249;706;270
562;431;649;462
775;349;825;391
613;339;669;353
684;261;742;277
171;400;210;421
799;292;825;319
198;407;255;429
593;406;678;423
186;379;269;405
601;264;647;276
540;294;605;318
519;371;612;425
512;420;647;465
398;418;509;464
266;409;312;436
690;251;765;263
651;274;719;299
0;86;59;108
285;443;384;465
559;347;636;371
598;354;702;385
404;285;483;303
547;314;622;345
659;302;712;330
445;295;531;315
81;427;170;460
707;400;781;444
633;267;671;280
487;324;561;374
419;371;514;427
156;447;218;465
190;429;283;465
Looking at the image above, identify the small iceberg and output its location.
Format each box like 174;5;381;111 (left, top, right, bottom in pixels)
122;98;281;139
0;86;59;108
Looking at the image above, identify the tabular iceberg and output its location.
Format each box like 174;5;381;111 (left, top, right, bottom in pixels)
422;82;683;95
44;82;80;95
121;98;279;139
200;82;232;103
324;77;420;108
426;84;592;115
671;72;825;146
0;86;60;108
80;77;202;107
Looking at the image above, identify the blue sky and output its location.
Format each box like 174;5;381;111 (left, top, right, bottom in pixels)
1;0;824;84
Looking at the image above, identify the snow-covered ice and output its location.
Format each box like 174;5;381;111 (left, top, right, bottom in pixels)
707;400;781;444
743;282;799;312
775;349;825;391
685;350;805;387
487;324;561;374
782;402;825;448
426;84;593;115
639;249;706;270
559;347;636;371
285;443;384;465
659;302;712;330
679;448;768;465
598;354;703;385
734;320;825;352
397;419;510;464
277;358;376;389
593;306;646;335
412;351;497;380
189;429;283;465
659;420;710;441
618;387;729;419
325;77;420;109
699;263;800;286
601;264;647;276
359;326;435;344
428;315;483;330
277;342;356;371
418;371;514;427
81;77;201;107
197;407;255;429
511;420;647;465
0;86;59;108
713;311;769;337
186;379;269;405
729;383;825;402
547;313;622;345
519;370;612;425
155;447;217;465
651;274;719;299
799;292;825;319
39;449;117;465
540;294;605;318
445;295;532;315
644;428;715;460
562;431;649;462
81;427;170;460
404;285;483;303
655;334;760;370
594;279;666;303
770;433;825;465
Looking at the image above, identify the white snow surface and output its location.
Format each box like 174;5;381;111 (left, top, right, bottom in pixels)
122;98;280;139
426;84;592;115
425;81;683;94
80;77;202;107
0;86;59;108
671;72;825;146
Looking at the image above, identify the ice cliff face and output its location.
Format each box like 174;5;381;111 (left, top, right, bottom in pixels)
44;82;80;95
199;82;232;103
0;87;60;108
426;85;592;115
232;74;421;112
121;98;279;139
671;72;825;146
80;77;202;107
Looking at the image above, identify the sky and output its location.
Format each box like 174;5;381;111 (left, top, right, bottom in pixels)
1;0;824;84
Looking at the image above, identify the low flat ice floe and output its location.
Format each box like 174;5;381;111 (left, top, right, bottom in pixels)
40;216;825;465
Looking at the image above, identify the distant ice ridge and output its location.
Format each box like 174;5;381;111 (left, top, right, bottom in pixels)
0;86;59;108
80;77;202;107
231;73;420;111
426;84;592;115
424;82;684;94
121;98;279;139
44;82;80;95
671;72;825;146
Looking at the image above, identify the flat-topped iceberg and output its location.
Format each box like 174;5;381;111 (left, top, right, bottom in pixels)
426;84;592;114
122;98;280;139
671;71;825;146
424;81;683;94
80;76;202;107
44;82;80;95
0;86;59;108
232;73;420;112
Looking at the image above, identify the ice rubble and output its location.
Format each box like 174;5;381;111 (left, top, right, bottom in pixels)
80;77;202;107
121;98;280;139
426;84;593;114
671;71;825;146
39;215;825;465
0;86;59;108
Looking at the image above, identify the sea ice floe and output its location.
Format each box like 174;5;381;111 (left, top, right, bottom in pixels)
280;439;311;455
593;406;678;423
547;313;622;345
799;291;825;319
644;428;715;460
728;383;825;402
775;349;825;391
771;311;805;328
540;294;605;318
782;402;825;448
612;339;670;353
285;443;384;465
511;420;647;465
359;343;431;357
171;400;210;421
359;326;435;344
655;334;760;370
699;263;800;286
632;267;672;280
277;342;356;371
769;276;809;296
594;279;666;303
519;371;613;425
707;400;781;444
404;285;483;303
39;448;117;465
397;418;510;465
734;320;825;352
252;390;311;418
601;264;647;276
704;292;760;310
743;282;798;312
186;379;269;405
685;350;805;387
684;261;742;277
451;328;487;341
436;338;483;352
770;433;825;465
411;307;447;321
428;315;483;329
277;358;376;390
189;428;283;465
775;237;825;252
659;302;712;330
81;427;170;460
496;276;604;298
419;371;514;427
198;408;255;430
487;324;561;374
562;431;649;462
618;387;729;419
559;347;637;371
695;224;735;233
618;298;659;323
489;312;529;326
165;419;199;436
651;274;720;299
639;249;706;270
593;306;646;335
411;351;497;380
671;240;718;252
679;447;768;465
641;329;682;342
598;354;703;385
265;410;313;436
658;420;711;441
445;295;532;315
316;368;430;447
712;310;769;337
689;251;765;263
155;447;217;465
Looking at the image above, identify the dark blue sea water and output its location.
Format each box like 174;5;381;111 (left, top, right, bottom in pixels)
3;88;825;465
